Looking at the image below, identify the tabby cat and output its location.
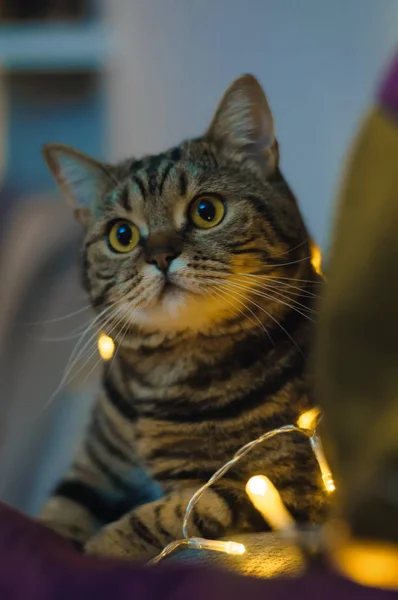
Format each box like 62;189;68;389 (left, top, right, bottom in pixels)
41;75;326;560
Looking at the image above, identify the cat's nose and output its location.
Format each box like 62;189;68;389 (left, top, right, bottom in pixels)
148;250;180;272
144;233;183;272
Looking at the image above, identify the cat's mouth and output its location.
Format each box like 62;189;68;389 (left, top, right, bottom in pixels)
158;278;179;298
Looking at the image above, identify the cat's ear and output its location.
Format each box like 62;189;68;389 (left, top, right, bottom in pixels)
206;74;278;176
43;143;116;227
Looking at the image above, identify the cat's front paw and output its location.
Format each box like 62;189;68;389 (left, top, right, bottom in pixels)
85;519;161;561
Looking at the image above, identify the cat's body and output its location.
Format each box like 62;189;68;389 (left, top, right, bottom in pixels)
41;75;326;560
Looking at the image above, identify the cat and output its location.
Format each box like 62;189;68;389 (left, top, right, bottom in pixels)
40;74;327;560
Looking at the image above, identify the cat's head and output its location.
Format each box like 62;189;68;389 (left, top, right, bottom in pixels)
44;75;312;333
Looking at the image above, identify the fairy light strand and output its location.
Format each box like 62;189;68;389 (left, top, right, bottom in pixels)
182;424;300;540
148;412;334;566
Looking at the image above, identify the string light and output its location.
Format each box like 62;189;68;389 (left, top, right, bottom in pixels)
246;476;295;531
148;537;245;566
98;334;115;361
191;538;246;555
310;435;336;493
149;416;335;566
297;407;320;431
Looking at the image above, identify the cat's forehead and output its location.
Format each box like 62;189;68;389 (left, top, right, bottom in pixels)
114;142;214;228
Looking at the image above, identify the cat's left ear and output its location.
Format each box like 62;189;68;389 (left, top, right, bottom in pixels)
206;74;278;176
43;143;116;228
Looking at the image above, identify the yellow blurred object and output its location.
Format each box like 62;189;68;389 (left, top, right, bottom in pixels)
310;241;323;275
297;407;320;431
246;475;295;531
331;539;398;590
98;334;115;361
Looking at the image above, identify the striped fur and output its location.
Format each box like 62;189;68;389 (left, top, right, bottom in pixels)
41;75;327;559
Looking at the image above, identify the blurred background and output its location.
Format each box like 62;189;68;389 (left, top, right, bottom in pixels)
0;0;396;516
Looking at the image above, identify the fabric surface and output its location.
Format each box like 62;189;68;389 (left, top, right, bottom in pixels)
166;532;304;578
0;501;397;600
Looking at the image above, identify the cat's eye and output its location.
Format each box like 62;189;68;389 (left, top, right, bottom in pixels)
189;195;225;229
107;220;140;253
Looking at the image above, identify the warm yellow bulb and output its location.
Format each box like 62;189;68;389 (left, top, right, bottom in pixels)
246;475;295;531
247;475;269;496
322;473;336;493
98;334;115;361
190;537;245;556
297;407;320;431
225;541;246;555
310;242;323;275
332;540;398;590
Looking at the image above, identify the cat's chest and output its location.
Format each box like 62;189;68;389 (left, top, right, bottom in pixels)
119;340;222;399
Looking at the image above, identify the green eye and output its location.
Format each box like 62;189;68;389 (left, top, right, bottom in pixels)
189;195;225;229
107;220;139;253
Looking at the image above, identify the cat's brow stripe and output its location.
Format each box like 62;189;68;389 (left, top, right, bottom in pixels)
157;162;174;196
179;171;188;196
131;175;147;200
119;185;131;211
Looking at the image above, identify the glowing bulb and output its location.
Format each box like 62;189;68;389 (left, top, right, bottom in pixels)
310;435;336;493
98;334;115;361
246;475;295;531
297;407;320;431
332;540;398;590
189;537;245;555
310;242;323;275
322;473;336;493
225;541;246;555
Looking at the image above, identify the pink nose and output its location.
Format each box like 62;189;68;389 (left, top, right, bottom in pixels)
147;251;180;272
143;232;183;272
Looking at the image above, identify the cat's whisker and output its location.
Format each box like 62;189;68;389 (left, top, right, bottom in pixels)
209;277;315;323
63;304;117;376
232;276;317;315
266;238;309;259
35;330;94;343
77;306;132;390
253;255;313;269
52;305;131;399
32;319;100;343
205;284;274;344
38;305;121;418
236;273;321;299
226;279;315;323
107;302;143;371
212;280;304;355
238;272;324;285
20;304;92;327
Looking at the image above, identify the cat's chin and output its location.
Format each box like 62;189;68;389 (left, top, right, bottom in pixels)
128;285;222;333
132;286;198;331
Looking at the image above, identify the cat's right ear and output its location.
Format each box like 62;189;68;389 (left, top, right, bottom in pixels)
43;143;116;228
206;75;278;177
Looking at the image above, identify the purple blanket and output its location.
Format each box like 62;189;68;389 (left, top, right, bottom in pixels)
0;502;396;600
